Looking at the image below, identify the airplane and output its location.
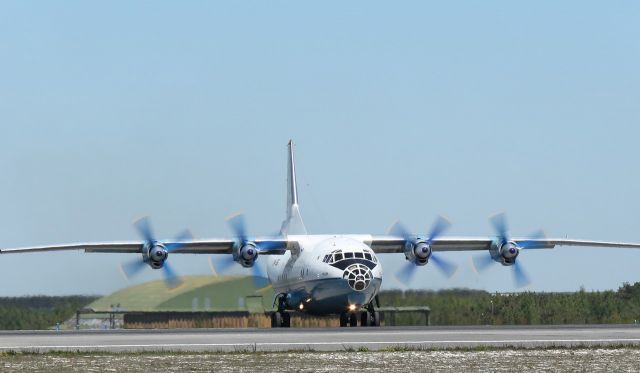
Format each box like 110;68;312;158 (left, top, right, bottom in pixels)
2;140;640;328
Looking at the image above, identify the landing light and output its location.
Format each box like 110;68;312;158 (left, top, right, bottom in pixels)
348;304;356;311
299;303;304;310
305;298;312;303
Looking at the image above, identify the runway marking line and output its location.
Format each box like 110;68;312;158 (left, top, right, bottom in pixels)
2;338;640;350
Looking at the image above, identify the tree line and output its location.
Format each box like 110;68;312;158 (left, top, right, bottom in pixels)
379;282;640;325
3;282;640;329
0;295;98;330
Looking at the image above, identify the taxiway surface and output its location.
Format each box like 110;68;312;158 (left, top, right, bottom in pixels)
1;325;640;352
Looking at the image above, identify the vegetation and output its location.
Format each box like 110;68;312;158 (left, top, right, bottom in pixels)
4;282;640;330
0;295;98;330
379;282;640;325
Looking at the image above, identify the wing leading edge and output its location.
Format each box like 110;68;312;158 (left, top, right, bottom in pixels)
3;236;640;255
0;238;291;255
368;236;640;253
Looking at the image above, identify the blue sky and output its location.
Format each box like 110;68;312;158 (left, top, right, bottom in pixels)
0;1;639;295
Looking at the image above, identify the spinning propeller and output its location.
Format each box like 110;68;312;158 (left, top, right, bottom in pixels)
212;212;286;287
391;216;458;285
120;216;193;288
472;212;545;288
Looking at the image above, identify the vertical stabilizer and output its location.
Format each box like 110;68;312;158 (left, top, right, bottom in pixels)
281;140;307;235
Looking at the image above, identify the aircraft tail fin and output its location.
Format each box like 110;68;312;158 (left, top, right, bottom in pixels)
280;140;307;235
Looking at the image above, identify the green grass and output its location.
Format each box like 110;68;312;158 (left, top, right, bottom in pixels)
88;275;273;312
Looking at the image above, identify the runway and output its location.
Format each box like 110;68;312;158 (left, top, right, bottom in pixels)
2;325;640;352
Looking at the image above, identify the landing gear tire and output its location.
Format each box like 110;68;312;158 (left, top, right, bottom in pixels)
349;312;358;327
271;293;291;328
339;312;349;327
360;311;371;327
271;312;282;328
282;312;291;328
362;302;381;327
271;311;290;328
372;311;381;327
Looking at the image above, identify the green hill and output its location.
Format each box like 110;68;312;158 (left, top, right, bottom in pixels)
88;275;273;312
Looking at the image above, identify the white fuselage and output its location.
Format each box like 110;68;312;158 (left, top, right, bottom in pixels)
266;234;383;315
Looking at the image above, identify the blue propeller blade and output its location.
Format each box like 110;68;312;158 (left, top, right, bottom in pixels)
134;216;155;244
395;262;417;285
486;213;539;288
512;261;531;288
427;216;451;243
224;213;283;285
251;263;266;287
165;229;194;252
389;220;421;284
212;256;265;288
162;261;182;288
227;213;248;242
472;254;496;272
430;253;457;278
490;212;509;245
215;256;238;274
389;221;411;239
391;217;454;281
518;230;547;250
226;212;284;252
127;216;190;287
121;259;147;279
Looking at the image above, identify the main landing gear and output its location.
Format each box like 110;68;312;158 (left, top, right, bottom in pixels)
271;294;291;328
271;310;291;328
361;308;381;327
339;312;359;327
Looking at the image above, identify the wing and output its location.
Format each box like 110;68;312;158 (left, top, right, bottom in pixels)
369;236;493;253
533;239;640;249
0;238;290;255
368;235;640;253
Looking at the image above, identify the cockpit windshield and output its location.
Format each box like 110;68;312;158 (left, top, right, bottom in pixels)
322;248;377;264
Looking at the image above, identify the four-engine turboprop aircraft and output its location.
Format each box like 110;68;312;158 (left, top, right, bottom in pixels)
2;140;640;327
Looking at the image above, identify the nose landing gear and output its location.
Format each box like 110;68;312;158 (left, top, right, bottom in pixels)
339;300;381;327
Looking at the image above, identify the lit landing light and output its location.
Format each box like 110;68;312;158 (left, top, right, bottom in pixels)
348;304;357;312
299;303;304;310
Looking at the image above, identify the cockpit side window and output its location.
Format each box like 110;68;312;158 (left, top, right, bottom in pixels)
344;252;353;259
355;252;364;259
335;252;343;261
365;249;377;262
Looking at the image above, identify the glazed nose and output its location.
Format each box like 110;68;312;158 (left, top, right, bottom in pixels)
343;264;372;292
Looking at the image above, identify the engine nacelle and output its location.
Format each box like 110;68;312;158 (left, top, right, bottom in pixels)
404;240;432;266
237;242;259;268
146;243;168;269
499;241;520;264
